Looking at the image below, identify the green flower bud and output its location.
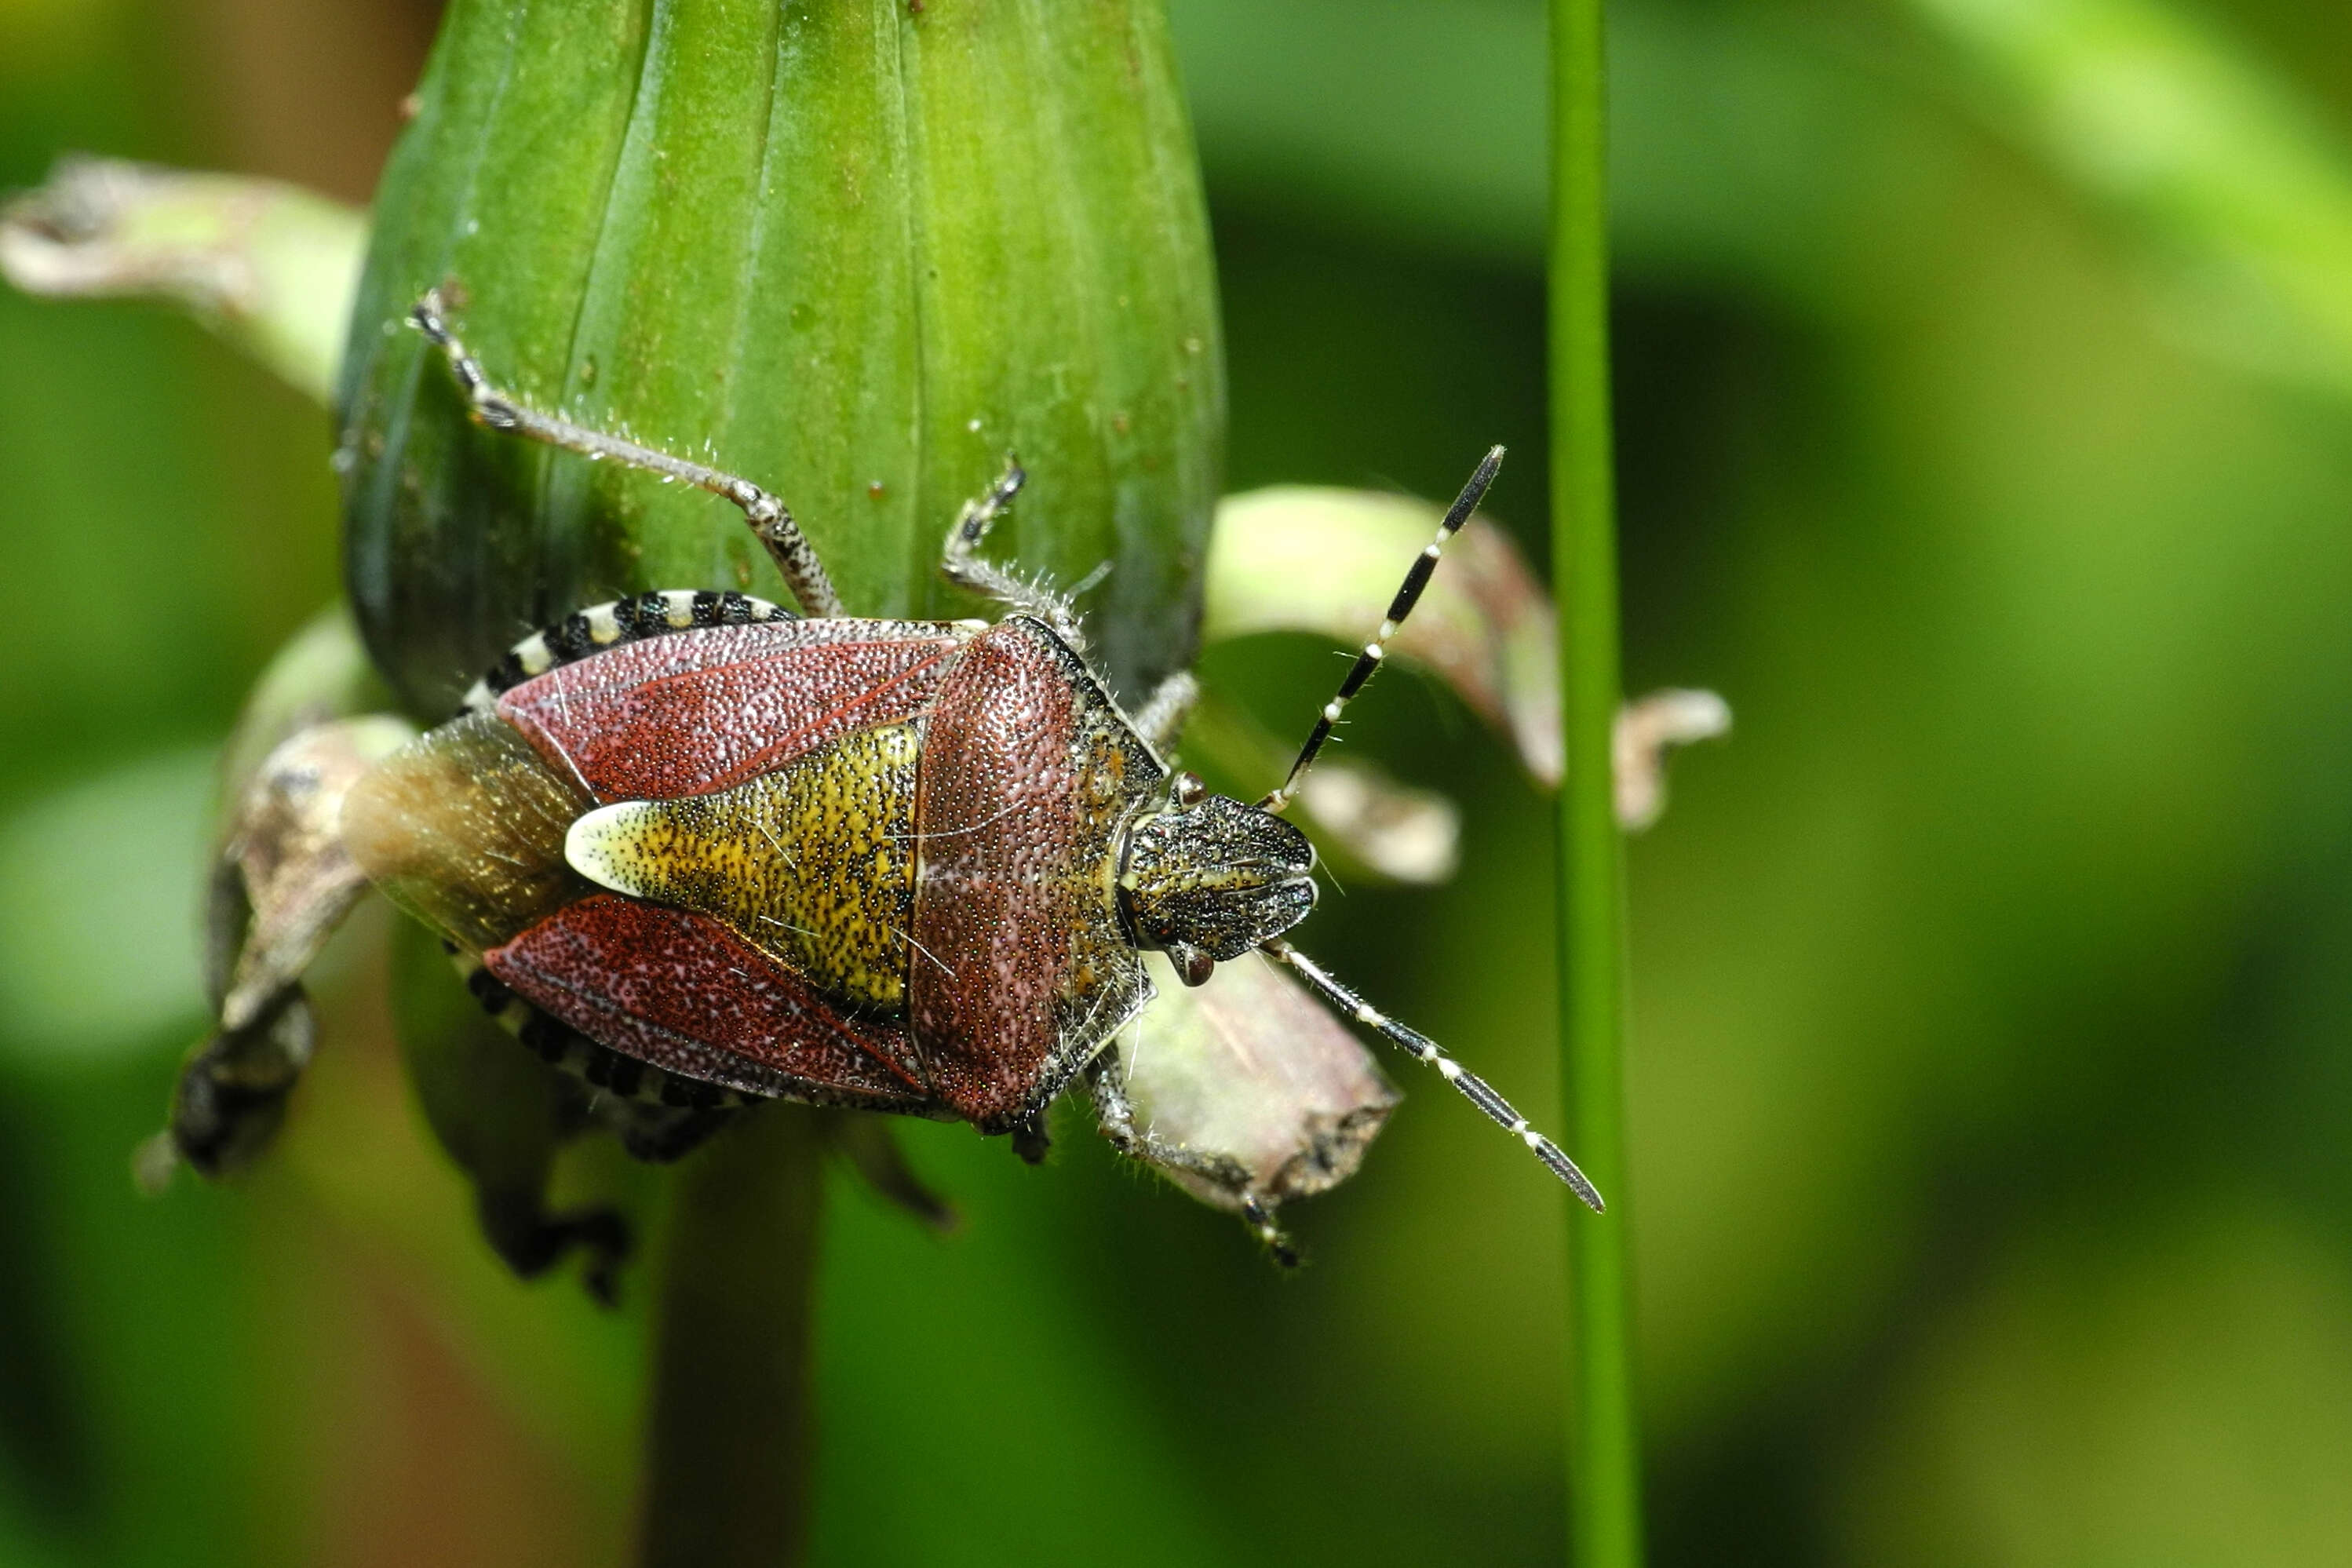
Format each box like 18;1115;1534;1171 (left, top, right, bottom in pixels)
337;0;1223;717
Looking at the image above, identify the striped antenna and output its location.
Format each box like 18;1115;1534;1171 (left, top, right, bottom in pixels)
1258;446;1505;813
1264;938;1604;1212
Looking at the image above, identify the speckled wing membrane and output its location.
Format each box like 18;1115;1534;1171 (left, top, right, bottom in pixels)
910;618;1165;1129
486;895;936;1110
496;617;977;801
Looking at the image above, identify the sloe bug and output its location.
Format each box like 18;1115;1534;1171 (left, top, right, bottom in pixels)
173;289;1603;1269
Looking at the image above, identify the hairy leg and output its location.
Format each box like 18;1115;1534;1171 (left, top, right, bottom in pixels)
1130;670;1199;754
410;290;844;618
1086;1052;1299;1267
938;456;1087;647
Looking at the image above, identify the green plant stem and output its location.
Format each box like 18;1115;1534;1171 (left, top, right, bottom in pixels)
637;1105;825;1568
1549;0;1643;1564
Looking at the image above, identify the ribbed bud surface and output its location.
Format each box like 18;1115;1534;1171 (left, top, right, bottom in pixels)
338;0;1223;715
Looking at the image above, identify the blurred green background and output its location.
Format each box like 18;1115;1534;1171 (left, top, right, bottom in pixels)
9;0;2352;1563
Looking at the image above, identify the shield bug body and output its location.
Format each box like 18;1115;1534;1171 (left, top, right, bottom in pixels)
343;593;1173;1150
191;290;1603;1265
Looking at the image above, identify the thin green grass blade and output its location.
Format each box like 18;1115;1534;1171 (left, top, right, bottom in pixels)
1549;0;1643;1563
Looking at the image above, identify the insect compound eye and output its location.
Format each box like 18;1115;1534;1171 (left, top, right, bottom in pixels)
1172;771;1207;808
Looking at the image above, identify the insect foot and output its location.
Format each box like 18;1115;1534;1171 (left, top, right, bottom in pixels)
477;1188;633;1309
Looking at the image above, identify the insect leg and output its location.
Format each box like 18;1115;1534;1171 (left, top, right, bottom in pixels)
1130;669;1199;753
1263;938;1605;1213
1085;1052;1302;1267
1009;1111;1053;1165
829;1112;957;1232
476;1187;633;1308
407;290;844;618
609;1102;738;1165
1260;445;1504;813
938;454;1088;647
